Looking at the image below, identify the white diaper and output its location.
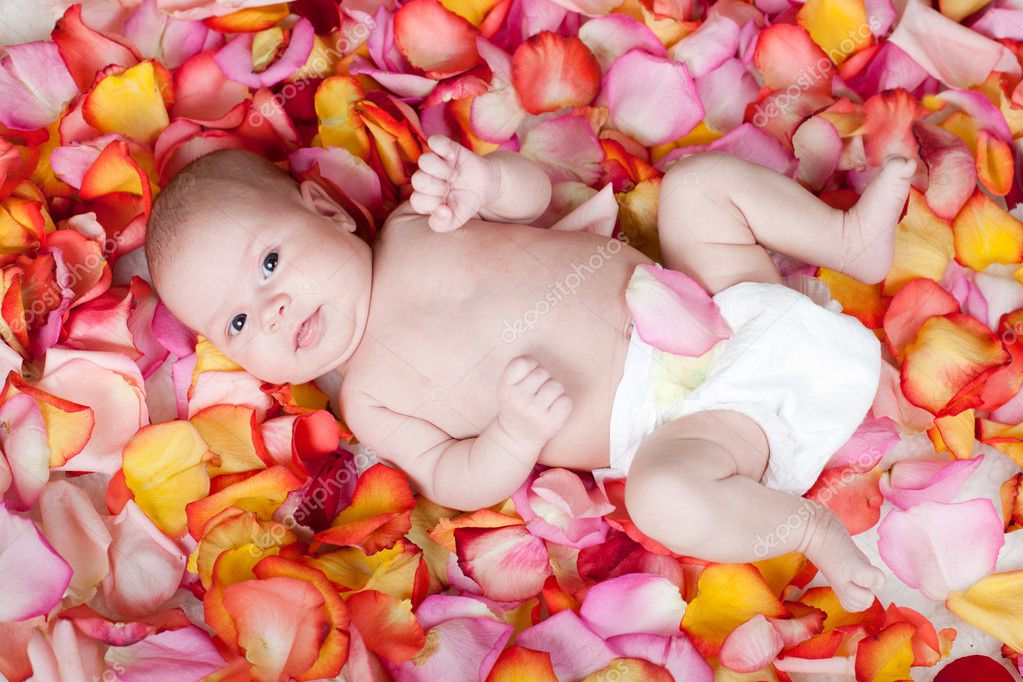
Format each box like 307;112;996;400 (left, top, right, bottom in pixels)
594;281;882;496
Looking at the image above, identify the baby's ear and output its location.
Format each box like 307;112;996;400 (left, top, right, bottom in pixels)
298;180;356;232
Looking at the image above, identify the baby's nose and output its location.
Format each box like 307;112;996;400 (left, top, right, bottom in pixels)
261;293;291;331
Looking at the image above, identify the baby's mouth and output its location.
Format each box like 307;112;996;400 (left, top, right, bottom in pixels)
295;306;322;350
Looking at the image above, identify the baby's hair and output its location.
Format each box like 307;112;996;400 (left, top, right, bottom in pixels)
145;148;301;285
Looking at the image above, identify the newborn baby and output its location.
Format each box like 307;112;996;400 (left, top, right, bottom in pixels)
146;136;916;613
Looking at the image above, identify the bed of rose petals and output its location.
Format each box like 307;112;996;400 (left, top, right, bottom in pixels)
1;0;1023;679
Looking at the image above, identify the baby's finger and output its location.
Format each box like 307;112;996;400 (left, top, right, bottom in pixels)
410;191;442;215
428;205;457;232
518;367;551;396
411;169;447;196
417;152;452;179
427;135;461;162
502;356;539;385
534;380;565;408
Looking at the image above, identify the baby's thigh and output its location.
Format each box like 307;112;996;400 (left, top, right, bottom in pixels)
627;410;770;488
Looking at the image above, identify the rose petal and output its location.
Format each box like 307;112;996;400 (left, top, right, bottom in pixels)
579;573;686;639
0;504;72;621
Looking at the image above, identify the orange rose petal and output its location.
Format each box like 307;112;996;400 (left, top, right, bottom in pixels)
999;473;1023;531
440;0;503;26
346;590;425;664
978;310;1023;412
799;586;885;634
938;0;989;21
752;553;811;598
978;418;1023;467
315;76;371;160
252;556;351;681
853;621;915;682
394;0;481;79
540;574;581;616
753;24;834;93
105;467;132;515
51;4;140;92
0;372;94;466
806;467;884;535
82;61;172;146
511;32;602;115
680;563;787;658
0;197;46;265
975;130;1014;197
485;645;559;682
901;314;1010;416
122;421;213;537
308;540;422;599
946;571;1023;653
185;465;303;539
196;508;297;589
861;89;925;166
928;409;976;459
883;188;955;296
882;604;954;666
203;3;291;32
314;463;417;554
795;0;872;65
882;278;959;361
428;509;524;552
581;658;674;682
189;404;269;476
818;268;889;329
952;190;1023;271
78;140;152;202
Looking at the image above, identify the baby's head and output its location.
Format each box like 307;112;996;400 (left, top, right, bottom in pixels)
146;149;372;385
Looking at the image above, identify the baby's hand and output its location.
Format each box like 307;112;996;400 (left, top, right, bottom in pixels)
496;356;573;447
410;135;499;232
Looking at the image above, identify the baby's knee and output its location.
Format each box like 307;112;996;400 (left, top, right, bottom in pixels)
623;453;718;552
661;151;736;203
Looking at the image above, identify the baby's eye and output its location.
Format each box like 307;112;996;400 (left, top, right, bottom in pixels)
228;314;246;336
262;251;278;277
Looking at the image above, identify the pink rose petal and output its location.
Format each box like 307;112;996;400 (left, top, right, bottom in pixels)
214;17;315;88
577;15;665;71
99;501;187;618
388;616;513;681
877;499;1003;600
123;0;213;70
605;633;713;681
669;13;740;78
105;626;225;682
879;456;985;510
695;58;761;133
0;505;72;621
719;614;784;673
0;42;78;131
625;263;731;357
826;415;899;471
516;609;617;679
519;113;604;184
38;480;112;602
579;573;686;639
0;394;51;511
913;120;977;220
792;116;842;191
548;183;618;235
37;347;149;475
598;50;703;147
887;0;1021;88
455;525;553;602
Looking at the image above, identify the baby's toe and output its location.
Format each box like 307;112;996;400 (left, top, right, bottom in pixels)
883;154;916;180
856;565;886;593
836;583;875;613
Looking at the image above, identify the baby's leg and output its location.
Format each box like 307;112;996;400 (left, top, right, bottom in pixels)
624;409;885;612
657;151;916;294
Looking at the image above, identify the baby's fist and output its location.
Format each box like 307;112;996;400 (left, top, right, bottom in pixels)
410;135;499;232
496;356;573;446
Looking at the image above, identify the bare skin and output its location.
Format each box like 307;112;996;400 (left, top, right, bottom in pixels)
156;135;916;613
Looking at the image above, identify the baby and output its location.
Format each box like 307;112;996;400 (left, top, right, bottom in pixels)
146;135;916;613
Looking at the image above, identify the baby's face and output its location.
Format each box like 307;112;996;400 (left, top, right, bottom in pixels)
156;188;372;385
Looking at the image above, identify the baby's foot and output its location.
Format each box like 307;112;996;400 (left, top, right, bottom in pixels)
837;155;917;285
801;504;886;613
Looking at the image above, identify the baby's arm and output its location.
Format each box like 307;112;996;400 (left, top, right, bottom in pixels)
410;135;552;232
345;356;572;511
